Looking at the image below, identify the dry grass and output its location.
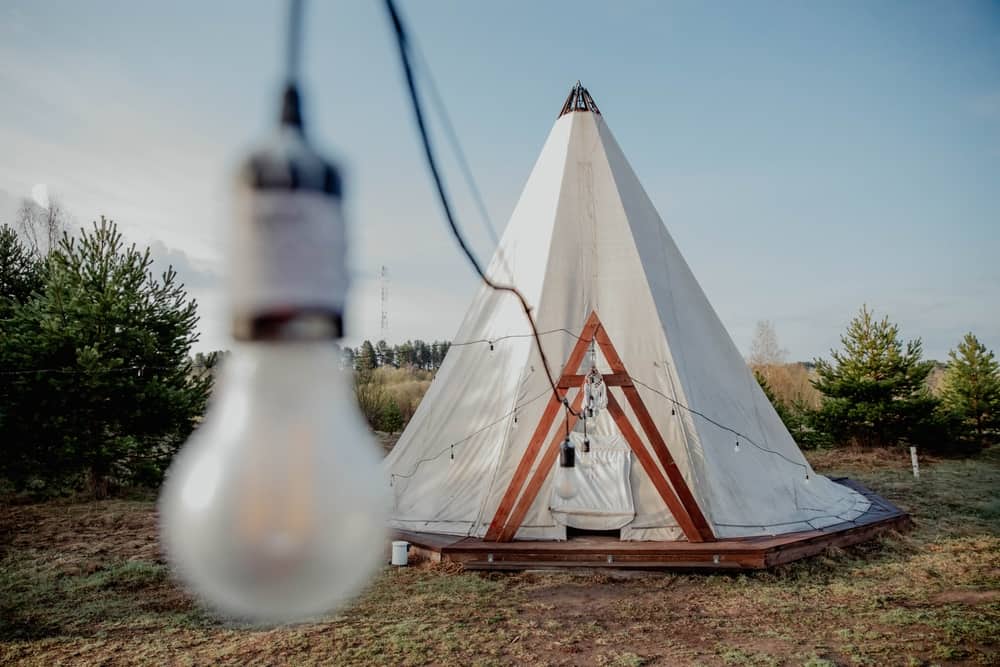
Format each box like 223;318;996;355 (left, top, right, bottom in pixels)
1;448;998;666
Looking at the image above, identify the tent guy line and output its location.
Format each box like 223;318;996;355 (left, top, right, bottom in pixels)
629;376;809;471
448;327;586;348
389;387;552;482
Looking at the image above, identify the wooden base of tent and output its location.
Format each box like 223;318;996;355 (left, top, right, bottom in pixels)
394;479;909;571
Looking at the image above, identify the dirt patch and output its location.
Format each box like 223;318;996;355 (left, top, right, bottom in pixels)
0;500;161;565
806;446;942;473
932;589;1000;606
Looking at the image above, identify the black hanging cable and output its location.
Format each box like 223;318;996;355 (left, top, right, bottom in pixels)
286;0;304;86
383;0;577;418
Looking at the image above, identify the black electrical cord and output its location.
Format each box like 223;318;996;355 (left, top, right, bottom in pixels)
383;0;577;419
286;0;303;85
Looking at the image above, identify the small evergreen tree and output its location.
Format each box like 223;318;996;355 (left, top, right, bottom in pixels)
812;305;940;449
0;218;211;496
378;398;404;433
940;333;1000;451
755;370;830;449
0;224;42;314
357;340;378;372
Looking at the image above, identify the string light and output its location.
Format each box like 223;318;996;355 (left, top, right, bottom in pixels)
735;440;740;452
386;0;818;487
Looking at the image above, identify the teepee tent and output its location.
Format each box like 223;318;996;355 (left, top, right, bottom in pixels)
385;83;882;548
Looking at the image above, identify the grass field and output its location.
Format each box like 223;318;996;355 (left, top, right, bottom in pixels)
2;447;998;666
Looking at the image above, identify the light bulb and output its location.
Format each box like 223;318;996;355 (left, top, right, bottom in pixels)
160;343;386;623
555;438;578;500
555;465;579;501
159;76;387;623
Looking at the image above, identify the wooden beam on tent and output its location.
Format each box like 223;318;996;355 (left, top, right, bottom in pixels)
592;324;715;542
497;387;586;542
604;392;701;542
484;312;602;542
557;372;632;389
619;384;715;542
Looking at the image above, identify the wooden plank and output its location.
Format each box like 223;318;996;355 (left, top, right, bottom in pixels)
484;311;602;541
557;372;632;389
394;478;910;570
497;387;587;541
592;323;715;543
764;514;911;567
483;392;564;541
605;391;704;542
620;384;716;542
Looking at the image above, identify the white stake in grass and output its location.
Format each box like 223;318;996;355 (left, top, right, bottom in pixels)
910;446;920;479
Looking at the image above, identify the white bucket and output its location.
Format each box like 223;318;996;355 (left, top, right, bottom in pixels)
391;540;410;566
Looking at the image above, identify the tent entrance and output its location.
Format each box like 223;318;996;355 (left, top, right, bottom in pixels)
566;527;621;540
484;310;715;543
549;411;636;532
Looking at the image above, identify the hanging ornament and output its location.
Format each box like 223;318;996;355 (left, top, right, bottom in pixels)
583;367;607;418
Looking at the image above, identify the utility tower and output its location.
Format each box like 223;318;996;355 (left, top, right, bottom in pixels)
379;265;389;340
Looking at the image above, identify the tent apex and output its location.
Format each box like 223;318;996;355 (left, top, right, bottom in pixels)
558;81;601;118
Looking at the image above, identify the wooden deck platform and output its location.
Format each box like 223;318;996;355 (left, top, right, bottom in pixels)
394;478;910;571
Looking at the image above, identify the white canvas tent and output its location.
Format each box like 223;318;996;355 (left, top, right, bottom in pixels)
385;83;870;543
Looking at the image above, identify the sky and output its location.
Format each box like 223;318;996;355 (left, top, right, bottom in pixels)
1;0;998;361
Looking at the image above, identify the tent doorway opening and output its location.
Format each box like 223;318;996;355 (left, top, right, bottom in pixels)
566;527;621;540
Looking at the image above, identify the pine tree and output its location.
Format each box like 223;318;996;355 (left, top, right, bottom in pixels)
940;333;1000;450
0;218;211;496
357;340;378;372
0;224;42;315
376;340;393;368
378;398;404;433
812;305;939;449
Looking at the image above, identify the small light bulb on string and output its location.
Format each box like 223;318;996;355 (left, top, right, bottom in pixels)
671;407;675;416
734;440;740;453
488;340;494;351
450;445;455;461
804;471;811;483
555;437;578;500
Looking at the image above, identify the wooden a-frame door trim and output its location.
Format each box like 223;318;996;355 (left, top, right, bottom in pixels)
484;310;715;543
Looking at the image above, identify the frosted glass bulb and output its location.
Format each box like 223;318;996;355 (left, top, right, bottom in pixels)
159;342;387;624
554;465;578;501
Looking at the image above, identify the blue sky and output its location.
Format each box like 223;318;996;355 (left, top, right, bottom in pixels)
1;1;997;361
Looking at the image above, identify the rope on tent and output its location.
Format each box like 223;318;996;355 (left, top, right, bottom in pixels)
449;327;586;348
629;376;809;471
389;388;551;484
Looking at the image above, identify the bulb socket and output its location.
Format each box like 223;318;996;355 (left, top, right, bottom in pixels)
233;310;343;342
559;438;575;468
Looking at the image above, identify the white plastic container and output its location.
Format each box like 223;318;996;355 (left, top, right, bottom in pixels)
391;540;409;566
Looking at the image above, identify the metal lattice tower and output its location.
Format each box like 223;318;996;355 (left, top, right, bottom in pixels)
380;265;389;339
